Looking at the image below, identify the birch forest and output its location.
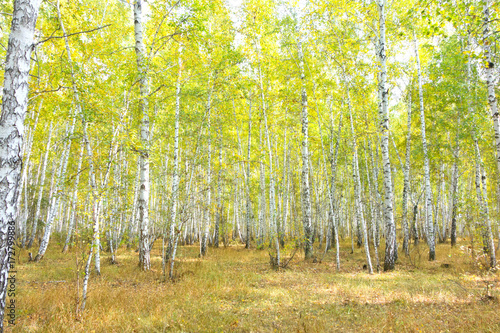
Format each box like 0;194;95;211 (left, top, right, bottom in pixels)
1;0;500;331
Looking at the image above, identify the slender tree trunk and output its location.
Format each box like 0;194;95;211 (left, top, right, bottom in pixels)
128;158;140;249
245;100;252;249
469;48;496;266
28;123;53;248
258;124;266;247
483;0;500;186
297;24;313;260
35;118;75;261
402;90;412;255
450;118;459;246
63;142;85;252
167;44;182;278
347;85;373;274
134;0;151;270
17;102;39;248
414;32;436;261
214;127;222;248
200;75;213;257
364;139;380;272
377;0;397;270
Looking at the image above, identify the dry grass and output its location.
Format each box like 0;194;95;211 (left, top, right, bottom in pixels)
8;239;500;332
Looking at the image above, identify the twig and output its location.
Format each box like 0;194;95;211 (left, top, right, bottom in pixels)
36;24;112;45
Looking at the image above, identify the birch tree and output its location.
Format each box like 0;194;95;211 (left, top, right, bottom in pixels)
414;33;436;261
0;0;42;326
376;0;397;270
297;16;313;260
134;0;151;270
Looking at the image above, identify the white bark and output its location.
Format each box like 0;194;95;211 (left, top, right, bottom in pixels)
63;142;85;252
377;0;397;269
245;100;252;249
168;45;182;278
0;0;41;326
35;119;74;261
402;91;412;255
297;24;313;259
316;93;341;270
482;0;500;183
27;123;53;248
258;124;266;247
134;0;151;270
347;85;373;274
414;32;436;261
200;75;213;257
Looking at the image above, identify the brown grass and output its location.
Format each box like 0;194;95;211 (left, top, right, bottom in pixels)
8;239;500;332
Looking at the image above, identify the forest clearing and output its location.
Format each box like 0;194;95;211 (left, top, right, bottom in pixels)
1;0;500;331
14;240;500;332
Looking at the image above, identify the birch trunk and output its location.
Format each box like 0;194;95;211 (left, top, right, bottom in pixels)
377;0;398;269
27;123;53;248
17;102;39;247
245;100;252;249
468;47;496;266
134;0;151;270
167;45;182;278
450;113;460;246
200;76;213;257
402;91;412;255
0;0;41;325
480;165;496;267
62;142;84;252
214;128;222;248
347;85;373;274
316;93;341;270
482;0;500;184
297;25;313;259
414;33;436;261
36;115;76;261
258;124;266;247
364;139;380;272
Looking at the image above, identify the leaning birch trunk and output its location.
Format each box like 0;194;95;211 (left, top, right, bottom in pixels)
62;142;84;252
473;141;494;259
0;0;41;325
134;0;151;270
35;119;74;261
468;47;496;267
482;0;500;188
27;123;53;248
402;90;412;255
377;0;398;269
17;103;39;247
347;84;373;274
297;24;313;259
55;0;102;288
256;37;279;264
127;158;140;249
480;165;496;267
364;139;380;272
414;32;436;261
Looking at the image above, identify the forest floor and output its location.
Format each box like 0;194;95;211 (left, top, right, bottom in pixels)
10;237;500;332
